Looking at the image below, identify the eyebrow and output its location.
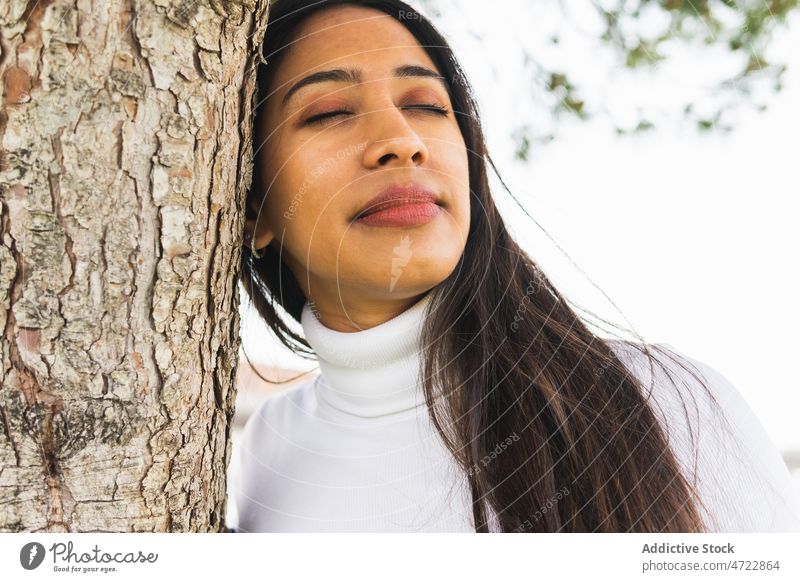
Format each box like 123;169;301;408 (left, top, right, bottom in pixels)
280;64;448;108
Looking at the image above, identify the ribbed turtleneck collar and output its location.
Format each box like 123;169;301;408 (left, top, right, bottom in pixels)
300;291;433;418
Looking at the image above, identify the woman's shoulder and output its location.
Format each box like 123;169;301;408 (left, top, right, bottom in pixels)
239;375;319;450
606;339;800;531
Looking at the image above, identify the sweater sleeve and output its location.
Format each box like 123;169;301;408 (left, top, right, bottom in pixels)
612;340;800;532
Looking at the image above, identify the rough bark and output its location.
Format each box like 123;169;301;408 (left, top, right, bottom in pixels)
0;0;268;532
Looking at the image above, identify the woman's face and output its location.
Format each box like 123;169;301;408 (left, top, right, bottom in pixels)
245;5;471;330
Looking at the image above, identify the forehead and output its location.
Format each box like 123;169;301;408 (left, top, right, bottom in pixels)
270;5;439;90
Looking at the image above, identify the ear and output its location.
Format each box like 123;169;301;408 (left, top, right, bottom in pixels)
244;216;275;251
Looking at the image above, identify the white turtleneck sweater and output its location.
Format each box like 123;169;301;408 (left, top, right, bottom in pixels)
229;291;800;532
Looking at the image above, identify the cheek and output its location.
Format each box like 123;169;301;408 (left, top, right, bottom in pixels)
276;140;357;207
264;150;356;262
433;134;471;228
263;147;324;223
443;132;470;185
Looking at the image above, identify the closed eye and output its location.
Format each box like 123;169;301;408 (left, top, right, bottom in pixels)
302;109;351;125
404;103;450;116
302;104;451;126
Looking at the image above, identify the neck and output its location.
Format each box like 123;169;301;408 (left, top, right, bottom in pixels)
300;290;435;418
304;291;433;332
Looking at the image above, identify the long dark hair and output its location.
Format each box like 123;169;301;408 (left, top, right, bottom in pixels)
240;0;721;532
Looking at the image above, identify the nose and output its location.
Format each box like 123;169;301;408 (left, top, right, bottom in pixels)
361;106;429;169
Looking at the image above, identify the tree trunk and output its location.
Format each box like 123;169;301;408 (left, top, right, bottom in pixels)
0;0;267;532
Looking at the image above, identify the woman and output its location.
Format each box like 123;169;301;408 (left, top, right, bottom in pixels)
231;0;800;532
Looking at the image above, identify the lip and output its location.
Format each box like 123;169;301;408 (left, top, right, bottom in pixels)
354;184;443;228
